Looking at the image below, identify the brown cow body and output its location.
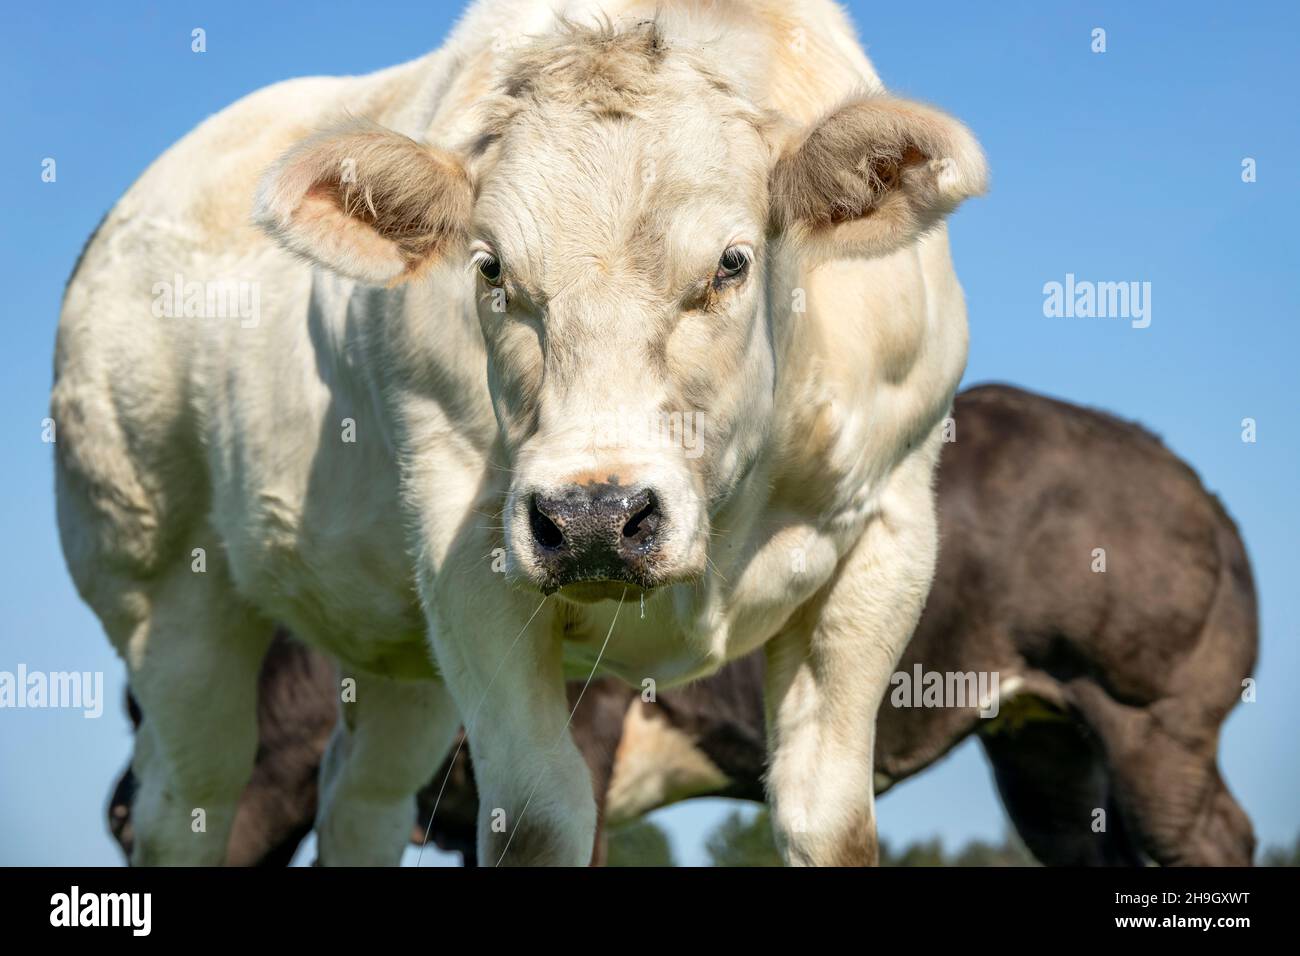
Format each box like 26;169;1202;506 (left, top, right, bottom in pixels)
110;385;1257;865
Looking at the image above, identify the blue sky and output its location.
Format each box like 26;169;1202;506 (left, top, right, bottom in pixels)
1;1;1296;866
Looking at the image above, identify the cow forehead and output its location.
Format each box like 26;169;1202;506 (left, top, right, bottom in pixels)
473;104;768;296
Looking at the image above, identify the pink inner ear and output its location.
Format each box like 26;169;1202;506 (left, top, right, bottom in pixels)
289;189;408;283
305;180;342;201
829;144;931;224
901;145;928;165
305;179;380;227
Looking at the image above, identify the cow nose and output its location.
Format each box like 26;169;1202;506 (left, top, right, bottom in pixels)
528;483;662;586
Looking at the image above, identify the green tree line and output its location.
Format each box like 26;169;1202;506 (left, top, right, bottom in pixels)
605;807;1300;867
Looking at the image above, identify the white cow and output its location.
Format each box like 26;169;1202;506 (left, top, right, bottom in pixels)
54;0;986;865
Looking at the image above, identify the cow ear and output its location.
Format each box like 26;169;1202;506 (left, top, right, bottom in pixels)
769;95;987;261
255;120;473;285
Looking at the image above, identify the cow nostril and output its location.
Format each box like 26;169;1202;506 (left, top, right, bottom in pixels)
621;491;660;542
528;495;565;550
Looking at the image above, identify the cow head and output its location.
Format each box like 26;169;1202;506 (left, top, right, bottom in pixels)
256;21;986;601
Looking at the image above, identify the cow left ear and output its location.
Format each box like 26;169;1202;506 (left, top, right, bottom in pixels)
769;95;987;261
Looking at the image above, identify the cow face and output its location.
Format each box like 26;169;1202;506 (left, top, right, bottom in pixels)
256;23;986;600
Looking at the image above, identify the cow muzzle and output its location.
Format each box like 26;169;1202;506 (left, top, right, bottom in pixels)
525;482;662;594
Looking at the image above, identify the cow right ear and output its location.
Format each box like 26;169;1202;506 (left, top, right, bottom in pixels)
254;120;473;286
769;95;987;263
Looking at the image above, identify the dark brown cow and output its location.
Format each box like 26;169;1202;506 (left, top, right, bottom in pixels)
109;385;1258;866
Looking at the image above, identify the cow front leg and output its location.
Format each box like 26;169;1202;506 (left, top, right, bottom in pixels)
429;592;597;866
315;672;460;866
764;503;938;866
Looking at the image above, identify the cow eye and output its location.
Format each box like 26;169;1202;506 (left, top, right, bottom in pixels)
714;245;751;283
474;251;503;287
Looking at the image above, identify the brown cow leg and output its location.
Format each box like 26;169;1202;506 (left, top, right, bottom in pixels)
1070;684;1256;867
1101;723;1255;866
1192;773;1256;866
979;704;1144;866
